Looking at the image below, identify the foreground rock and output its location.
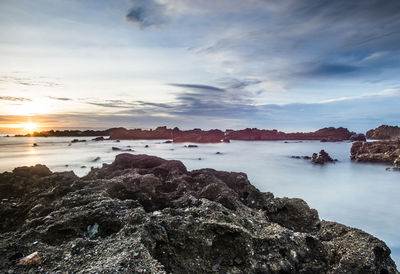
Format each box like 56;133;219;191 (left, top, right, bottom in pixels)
0;154;398;273
351;141;400;167
366;125;400;140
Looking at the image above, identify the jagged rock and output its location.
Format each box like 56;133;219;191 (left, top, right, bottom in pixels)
226;127;354;142
0;154;397;273
311;150;337;164
185;145;198;148
71;139;86;143
351;140;400;166
350;133;367;142
91;157;101;162
92;136;105;141
366;125;400;140
18;251;41;266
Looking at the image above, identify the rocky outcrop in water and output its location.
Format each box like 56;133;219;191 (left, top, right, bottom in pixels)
0;154;398;273
366;125;400;140
311;150;337;164
351;140;400;168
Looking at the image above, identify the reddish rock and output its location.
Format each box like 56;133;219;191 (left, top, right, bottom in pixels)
366;125;400;140
226;127;354;141
351;140;400;165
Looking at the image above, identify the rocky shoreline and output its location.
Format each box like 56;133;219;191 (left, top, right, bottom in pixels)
351;140;400;170
14;126;361;143
366;125;400;140
0;154;398;273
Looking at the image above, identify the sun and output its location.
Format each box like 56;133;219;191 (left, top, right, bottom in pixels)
22;123;38;133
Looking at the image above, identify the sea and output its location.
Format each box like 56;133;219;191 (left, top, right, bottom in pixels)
0;135;399;266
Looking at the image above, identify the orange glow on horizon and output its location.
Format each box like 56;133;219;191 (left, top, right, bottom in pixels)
1;122;41;134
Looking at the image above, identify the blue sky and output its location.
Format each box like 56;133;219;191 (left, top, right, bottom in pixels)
0;0;400;132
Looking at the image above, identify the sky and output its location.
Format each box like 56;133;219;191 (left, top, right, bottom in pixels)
0;0;400;133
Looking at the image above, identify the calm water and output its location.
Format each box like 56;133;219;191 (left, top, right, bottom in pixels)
1;136;399;266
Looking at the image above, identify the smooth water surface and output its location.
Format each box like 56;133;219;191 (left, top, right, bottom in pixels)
1;136;399;266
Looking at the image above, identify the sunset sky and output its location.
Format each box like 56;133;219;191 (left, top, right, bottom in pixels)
1;0;400;133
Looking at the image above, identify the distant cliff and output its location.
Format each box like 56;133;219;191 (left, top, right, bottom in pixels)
366;125;400;140
15;126;360;143
15;128;121;137
225;127;354;142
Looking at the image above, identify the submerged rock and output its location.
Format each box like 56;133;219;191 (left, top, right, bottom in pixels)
92;136;105;141
0;154;397;273
71;139;86;143
291;151;336;164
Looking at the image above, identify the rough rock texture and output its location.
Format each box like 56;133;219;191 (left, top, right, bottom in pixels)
366;125;400;140
109;126;176;140
226;127;355;142
311;150;337;164
350;133;367;142
172;129;226;143
106;126;356;143
351;141;400;167
0;154;398;273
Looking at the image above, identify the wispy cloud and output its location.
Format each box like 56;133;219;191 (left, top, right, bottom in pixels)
0;96;31;102
47;96;72;101
0;75;60;87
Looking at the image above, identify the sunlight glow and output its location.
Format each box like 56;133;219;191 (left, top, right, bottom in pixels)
22;122;38;132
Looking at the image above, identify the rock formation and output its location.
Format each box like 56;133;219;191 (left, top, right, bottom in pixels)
366;125;400;140
311;150;337;164
225;127;355;142
0;154;398;273
351;140;400;166
172;129;225;143
13;126;361;143
109;127;175;140
349;133;367;142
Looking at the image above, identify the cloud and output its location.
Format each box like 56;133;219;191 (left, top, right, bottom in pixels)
302;63;359;78
47;96;72;101
0;75;60;87
0;96;32;102
125;0;168;29
169;83;225;92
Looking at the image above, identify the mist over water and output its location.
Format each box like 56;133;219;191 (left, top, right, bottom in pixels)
1;136;399;266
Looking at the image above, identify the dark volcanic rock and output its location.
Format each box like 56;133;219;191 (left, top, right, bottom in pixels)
311;150;337;164
351;140;400;166
350;133;367;142
0;154;398;273
92;136;105;141
71;139;86;143
366;125;400;140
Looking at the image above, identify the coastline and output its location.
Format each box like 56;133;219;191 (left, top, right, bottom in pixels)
0;154;398;272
